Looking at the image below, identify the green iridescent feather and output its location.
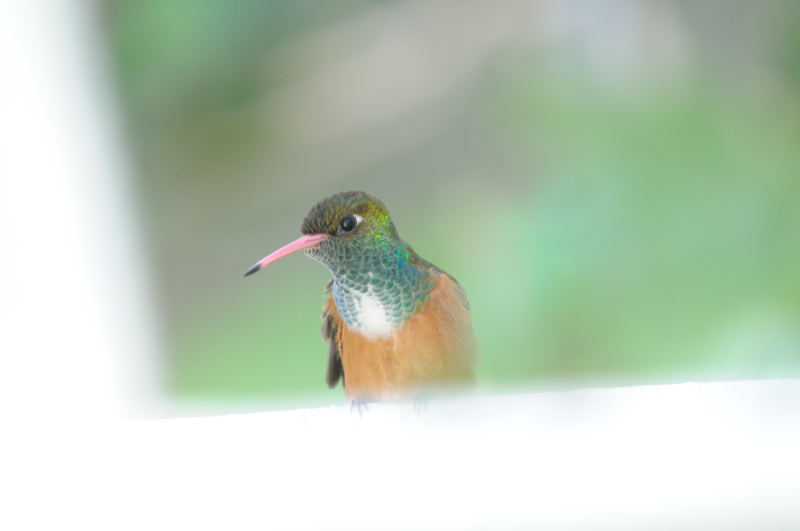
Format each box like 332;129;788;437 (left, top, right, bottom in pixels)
301;191;436;330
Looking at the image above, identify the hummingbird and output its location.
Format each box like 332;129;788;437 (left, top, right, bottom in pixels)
244;191;475;400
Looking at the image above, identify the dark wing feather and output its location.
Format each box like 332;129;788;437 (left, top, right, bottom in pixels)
321;281;344;389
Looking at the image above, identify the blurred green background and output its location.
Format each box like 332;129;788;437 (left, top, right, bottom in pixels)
103;0;800;404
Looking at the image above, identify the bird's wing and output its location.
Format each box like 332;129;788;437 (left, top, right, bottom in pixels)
321;280;344;389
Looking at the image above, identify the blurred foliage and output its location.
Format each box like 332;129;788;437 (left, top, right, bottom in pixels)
103;0;800;403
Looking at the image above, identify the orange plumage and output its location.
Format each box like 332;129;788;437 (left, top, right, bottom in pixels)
322;271;475;399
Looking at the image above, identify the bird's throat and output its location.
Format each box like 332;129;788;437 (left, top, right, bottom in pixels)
327;248;433;340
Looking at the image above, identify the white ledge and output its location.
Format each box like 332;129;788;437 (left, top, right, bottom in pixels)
11;379;799;530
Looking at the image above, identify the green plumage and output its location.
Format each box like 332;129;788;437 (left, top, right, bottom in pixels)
301;191;434;332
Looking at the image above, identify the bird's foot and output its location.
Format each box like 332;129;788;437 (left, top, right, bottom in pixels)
350;396;372;417
412;390;433;417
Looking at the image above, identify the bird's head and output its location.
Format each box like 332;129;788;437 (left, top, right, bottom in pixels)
244;191;400;277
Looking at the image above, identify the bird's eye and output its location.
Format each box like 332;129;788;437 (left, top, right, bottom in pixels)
340;215;358;233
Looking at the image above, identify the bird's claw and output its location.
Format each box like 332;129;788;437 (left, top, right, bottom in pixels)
350;396;371;417
413;391;432;416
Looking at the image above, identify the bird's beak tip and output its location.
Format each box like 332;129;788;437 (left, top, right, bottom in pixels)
243;263;261;278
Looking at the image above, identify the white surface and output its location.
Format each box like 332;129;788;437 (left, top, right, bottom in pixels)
0;0;162;420
6;379;799;530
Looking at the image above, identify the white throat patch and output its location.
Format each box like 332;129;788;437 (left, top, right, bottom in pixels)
352;288;394;340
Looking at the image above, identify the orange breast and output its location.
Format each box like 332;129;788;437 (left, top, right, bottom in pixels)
326;273;475;399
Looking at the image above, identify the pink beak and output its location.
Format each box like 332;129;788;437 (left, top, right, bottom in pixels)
244;233;328;277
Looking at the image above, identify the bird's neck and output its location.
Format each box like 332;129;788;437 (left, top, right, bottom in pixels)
329;242;434;339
